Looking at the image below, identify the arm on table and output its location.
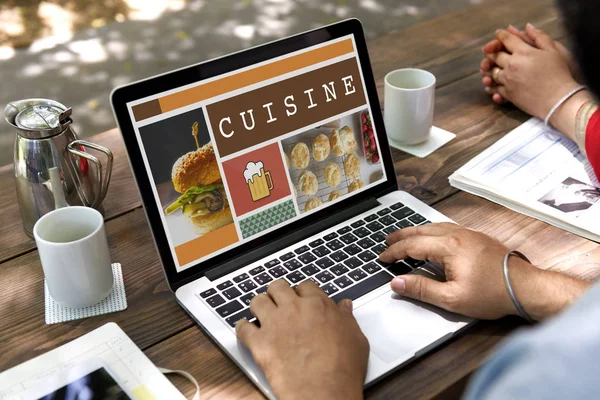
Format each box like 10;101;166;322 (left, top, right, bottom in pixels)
478;23;599;179
546;91;600;181
380;224;592;321
507;257;590;321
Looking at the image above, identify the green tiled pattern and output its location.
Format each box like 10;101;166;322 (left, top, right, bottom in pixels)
239;200;297;238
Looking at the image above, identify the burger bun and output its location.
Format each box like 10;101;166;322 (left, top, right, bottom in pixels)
185;206;234;236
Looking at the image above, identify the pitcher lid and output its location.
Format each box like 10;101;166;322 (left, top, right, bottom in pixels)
15;105;64;130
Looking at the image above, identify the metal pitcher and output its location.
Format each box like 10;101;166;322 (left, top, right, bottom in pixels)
5;98;113;238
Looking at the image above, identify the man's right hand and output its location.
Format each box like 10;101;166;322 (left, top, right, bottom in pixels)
380;223;589;320
380;223;525;319
236;279;368;400
380;223;590;321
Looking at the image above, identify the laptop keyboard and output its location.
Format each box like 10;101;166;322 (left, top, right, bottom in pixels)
198;202;431;328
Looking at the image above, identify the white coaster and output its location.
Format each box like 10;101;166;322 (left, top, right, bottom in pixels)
44;263;127;325
388;126;456;158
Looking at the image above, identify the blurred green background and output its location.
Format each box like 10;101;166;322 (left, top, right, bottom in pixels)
0;0;489;165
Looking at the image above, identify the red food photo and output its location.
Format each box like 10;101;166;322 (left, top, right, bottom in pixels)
361;111;379;164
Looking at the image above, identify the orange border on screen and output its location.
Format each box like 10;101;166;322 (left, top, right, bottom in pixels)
132;38;355;121
174;224;239;266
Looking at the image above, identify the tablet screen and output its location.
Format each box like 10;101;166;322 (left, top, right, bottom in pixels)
38;367;130;400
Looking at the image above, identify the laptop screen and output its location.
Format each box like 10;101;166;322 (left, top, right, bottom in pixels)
126;34;386;272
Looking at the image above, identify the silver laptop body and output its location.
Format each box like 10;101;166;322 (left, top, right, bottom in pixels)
176;190;471;399
111;19;473;400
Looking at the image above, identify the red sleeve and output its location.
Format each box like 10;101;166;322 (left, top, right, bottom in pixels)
586;109;600;180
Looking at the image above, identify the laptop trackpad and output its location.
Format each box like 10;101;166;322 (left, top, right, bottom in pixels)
354;291;467;364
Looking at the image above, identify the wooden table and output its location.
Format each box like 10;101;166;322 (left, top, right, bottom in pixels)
2;1;599;398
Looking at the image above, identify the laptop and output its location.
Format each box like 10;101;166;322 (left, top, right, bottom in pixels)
111;19;472;398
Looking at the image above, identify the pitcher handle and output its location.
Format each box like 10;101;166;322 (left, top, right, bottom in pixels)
67;140;114;209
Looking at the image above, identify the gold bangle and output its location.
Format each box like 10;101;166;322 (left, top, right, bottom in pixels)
575;101;600;156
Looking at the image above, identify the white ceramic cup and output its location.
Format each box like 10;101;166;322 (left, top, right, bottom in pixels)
33;206;113;309
384;68;436;145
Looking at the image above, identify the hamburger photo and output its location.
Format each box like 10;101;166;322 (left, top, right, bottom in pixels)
165;138;233;236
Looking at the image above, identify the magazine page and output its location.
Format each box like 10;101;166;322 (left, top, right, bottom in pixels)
450;118;600;237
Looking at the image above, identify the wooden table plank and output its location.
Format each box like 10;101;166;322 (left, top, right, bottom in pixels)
144;318;517;400
8;169;596;397
2;2;593;399
143;319;518;400
368;0;560;99
0;0;560;264
394;72;531;203
145;325;264;400
0;208;191;371
436;194;600;279
0;0;571;374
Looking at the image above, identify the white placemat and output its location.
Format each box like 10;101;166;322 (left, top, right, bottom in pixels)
388;126;456;158
44;263;127;325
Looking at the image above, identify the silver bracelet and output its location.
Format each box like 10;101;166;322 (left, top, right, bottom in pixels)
544;85;587;127
503;250;536;323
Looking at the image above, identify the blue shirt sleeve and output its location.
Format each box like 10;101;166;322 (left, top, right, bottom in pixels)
463;281;600;400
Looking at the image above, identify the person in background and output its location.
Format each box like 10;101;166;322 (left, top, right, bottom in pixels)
235;1;600;399
480;8;600;179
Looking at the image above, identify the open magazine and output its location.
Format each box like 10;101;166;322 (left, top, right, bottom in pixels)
450;118;600;242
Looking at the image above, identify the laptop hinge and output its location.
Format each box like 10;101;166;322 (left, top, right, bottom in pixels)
204;197;381;282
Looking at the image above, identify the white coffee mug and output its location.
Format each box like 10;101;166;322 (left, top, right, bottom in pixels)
384;68;436;145
33;206;113;309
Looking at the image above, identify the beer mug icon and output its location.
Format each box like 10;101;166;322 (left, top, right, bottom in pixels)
244;161;274;202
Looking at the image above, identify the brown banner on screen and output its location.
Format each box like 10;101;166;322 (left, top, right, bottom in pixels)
132;99;162;121
129;38;355;122
207;58;366;158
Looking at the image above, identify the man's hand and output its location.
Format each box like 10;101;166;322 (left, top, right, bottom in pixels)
235;279;369;400
380;223;589;321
